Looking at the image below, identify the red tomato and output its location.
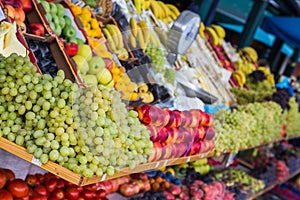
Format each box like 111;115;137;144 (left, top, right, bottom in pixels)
0;171;7;189
65;186;80;200
0;168;15;181
80;189;95;199
7;179;29;198
83;184;97;192
44;178;57;193
50;188;64;200
56;179;65;189
25;175;37;187
33;185;47;196
95;189;106;198
0;189;13;200
29;194;47;200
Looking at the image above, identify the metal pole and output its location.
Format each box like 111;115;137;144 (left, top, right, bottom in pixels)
237;0;269;48
204;0;220;26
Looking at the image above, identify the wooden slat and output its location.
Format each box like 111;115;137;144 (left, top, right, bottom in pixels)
0;137;214;186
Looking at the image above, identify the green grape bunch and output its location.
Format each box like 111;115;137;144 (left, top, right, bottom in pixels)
0;53;153;177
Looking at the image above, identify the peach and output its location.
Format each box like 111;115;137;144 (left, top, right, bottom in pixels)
170;185;181;195
165;127;179;144
200;112;214;127
166;110;182;127
135;104;152;122
181;110;193;128
190;109;203;128
195;126;206;141
188;142;201;156
204;127;215;140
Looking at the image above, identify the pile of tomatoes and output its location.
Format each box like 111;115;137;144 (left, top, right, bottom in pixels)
0;168;108;200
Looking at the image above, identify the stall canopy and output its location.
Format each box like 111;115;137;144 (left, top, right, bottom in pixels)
262;16;300;49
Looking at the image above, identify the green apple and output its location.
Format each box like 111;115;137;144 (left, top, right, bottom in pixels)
41;1;50;13
64;16;72;26
56;3;65;17
45;13;52;22
83;74;98;87
55;25;62;36
77;44;92;61
52;15;60;26
76;38;84;45
73;55;89;75
96;67;112;85
49;21;56;32
63;25;76;38
68;37;78;44
59;17;66;29
49;3;57;15
88;56;105;74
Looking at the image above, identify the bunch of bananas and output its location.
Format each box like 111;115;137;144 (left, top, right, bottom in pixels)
150;1;180;24
242;46;258;63
205;24;226;46
70;5;102;38
258;66;275;86
102;24;129;60
133;0;150;14
129;18;151;50
234;59;256;75
232;70;246;87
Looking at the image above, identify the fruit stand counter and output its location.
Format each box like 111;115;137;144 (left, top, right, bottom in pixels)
0;137;214;186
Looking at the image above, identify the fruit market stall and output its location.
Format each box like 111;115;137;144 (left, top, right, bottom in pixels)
0;0;300;199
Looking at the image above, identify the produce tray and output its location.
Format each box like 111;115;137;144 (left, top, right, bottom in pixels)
0;137;214;186
248;168;300;200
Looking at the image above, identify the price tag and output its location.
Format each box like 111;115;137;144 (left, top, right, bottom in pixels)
101;173;107;181
163;160;168;166
187;156;191;162
155;162;160;168
31;157;42;166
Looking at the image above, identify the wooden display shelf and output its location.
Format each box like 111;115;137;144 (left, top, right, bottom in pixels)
249;168;300;200
0;137;214;186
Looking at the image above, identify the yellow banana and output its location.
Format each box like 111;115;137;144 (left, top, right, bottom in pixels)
130;17;138;37
157;1;167;18
129;32;137;48
205;27;220;46
243;46;258;62
137;28;146;50
102;28;117;52
143;0;150;9
169;11;177;20
199;22;205;38
150;1;161;19
149;31;161;48
106;24;123;50
166;4;179;16
233;70;246;87
134;0;142;14
137;21;150;46
211;24;226;38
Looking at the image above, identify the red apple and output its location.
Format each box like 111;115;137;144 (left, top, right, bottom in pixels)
104;58;114;70
33;185;48;197
64;42;78;57
163;191;175;200
29;23;45;36
65;186;80;200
